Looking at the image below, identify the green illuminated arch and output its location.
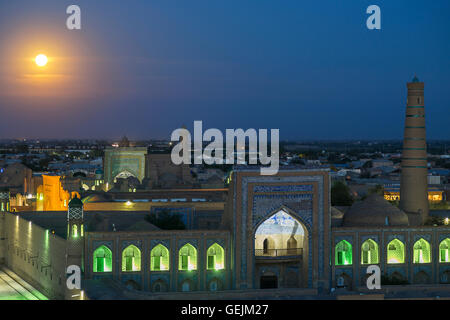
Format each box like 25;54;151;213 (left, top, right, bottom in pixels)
179;243;197;271
122;245;141;272
335;240;352;266
151;244;170;271
361;239;379;265
207;243;225;270
93;245;112;272
387;239;405;264
413;238;431;264
439;238;450;263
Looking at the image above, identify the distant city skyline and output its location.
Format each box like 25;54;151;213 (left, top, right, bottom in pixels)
0;0;449;140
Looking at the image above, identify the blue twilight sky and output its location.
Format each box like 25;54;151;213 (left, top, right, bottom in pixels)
0;0;449;140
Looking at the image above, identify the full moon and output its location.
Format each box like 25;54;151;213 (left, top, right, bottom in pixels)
35;54;48;67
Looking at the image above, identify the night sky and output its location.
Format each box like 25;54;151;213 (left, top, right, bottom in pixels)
0;0;449;140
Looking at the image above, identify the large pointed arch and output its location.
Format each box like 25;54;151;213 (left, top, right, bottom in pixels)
254;209;305;257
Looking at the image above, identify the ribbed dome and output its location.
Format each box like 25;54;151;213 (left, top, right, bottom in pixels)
343;194;409;227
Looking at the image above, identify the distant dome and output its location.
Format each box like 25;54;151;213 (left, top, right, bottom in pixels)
412;74;420;82
68;195;83;207
343;194;409;227
95;169;103;175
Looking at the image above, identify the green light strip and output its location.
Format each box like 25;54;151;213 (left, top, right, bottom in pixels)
404;147;425;150
405;126;425;129
405;137;425;140
407;106;424;108
406;115;425;118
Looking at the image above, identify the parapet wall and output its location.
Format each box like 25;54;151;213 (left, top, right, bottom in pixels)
1;213;67;299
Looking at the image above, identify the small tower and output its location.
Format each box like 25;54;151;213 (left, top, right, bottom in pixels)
0;188;9;265
67;195;84;239
0;188;10;213
65;195;84;299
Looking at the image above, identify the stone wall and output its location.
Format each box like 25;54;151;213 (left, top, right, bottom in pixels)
1;213;67;299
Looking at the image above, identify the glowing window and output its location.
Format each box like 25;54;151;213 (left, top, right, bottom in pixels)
93;245;112;272
439;239;450;263
335;240;352;266
179;243;197;271
413;238;431;264
121;245;141;272
151;244;170;271
387;239;405;264
207;243;225;270
361;239;379;265
72;225;78;238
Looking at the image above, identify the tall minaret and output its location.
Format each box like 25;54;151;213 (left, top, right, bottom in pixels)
400;75;429;225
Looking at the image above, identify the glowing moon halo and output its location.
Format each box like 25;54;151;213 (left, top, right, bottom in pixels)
35;54;48;67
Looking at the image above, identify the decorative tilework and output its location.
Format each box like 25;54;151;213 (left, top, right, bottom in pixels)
121;240;142;250
93;240;113;251
252;194;313;228
238;172;327;289
413;234;432;243
177;239;198;249
150;239;170;249
253;185;313;193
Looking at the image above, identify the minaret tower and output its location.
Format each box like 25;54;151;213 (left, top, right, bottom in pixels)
0;188;10;213
0;188;9;265
400;75;429;225
65;195;84;299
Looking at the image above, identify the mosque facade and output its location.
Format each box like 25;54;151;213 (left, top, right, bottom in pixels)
0;77;449;299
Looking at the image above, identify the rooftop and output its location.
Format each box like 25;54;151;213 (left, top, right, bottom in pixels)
16;211;160;239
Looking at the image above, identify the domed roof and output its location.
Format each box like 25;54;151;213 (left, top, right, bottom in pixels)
95;169;103;174
68;195;83;207
331;206;344;219
342;194;409;227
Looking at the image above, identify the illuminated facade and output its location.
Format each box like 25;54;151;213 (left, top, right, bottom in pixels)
384;189;444;202
1;167;450;299
103;144;147;188
36;175;80;211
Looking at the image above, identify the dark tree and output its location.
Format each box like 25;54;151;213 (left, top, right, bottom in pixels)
368;184;384;196
331;181;354;206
